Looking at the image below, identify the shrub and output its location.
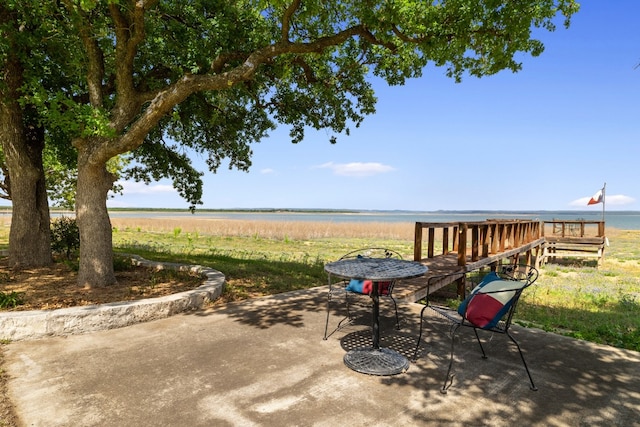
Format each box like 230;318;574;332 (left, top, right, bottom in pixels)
0;291;24;308
113;255;134;271
50;216;80;259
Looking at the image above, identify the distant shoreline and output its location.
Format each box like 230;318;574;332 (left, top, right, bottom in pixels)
1;207;639;214
2;208;638;229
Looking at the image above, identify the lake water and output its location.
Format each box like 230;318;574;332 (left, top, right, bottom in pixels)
106;210;640;230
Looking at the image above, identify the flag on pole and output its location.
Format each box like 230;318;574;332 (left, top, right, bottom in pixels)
587;188;604;205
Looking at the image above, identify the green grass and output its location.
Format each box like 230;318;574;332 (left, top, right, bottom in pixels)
111;227;415;301
112;227;639;352
111;226;415;262
0;224;638;351
517;261;640;351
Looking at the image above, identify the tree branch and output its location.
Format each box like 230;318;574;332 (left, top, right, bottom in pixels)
281;0;301;42
293;57;318;83
102;24;388;161
359;27;397;52
391;24;425;44
109;1;155;131
211;53;250;73
62;0;105;107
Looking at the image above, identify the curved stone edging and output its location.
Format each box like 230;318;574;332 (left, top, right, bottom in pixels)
0;255;226;341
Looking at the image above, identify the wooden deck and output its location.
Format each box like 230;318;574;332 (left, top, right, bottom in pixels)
393;219;605;303
542;220;606;267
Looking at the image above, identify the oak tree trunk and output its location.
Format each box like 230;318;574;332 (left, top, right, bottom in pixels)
76;151;116;287
0;19;52;268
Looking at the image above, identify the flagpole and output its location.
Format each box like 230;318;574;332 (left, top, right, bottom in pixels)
601;182;606;223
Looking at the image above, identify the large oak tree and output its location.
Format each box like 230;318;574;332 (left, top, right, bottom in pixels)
0;3;57;268
2;0;579;286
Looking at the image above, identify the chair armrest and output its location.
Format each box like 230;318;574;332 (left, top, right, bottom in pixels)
497;264;538;285
422;271;467;306
475;283;528;295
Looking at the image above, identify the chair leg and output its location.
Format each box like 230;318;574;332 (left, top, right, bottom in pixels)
442;323;461;394
323;294;332;340
323;293;353;340
507;330;538;391
345;292;353;320
473;328;488;359
389;296;400;330
412;304;429;362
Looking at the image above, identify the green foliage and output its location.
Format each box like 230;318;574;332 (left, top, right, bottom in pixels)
113;255;134;272
2;0;580;210
43;148;77;210
0;291;24;309
2;0;580;283
62;258;80;272
50;216;80;259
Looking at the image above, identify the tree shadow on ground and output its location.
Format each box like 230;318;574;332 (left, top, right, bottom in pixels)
193;286;640;426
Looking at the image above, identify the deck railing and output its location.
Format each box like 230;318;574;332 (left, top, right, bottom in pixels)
542;220;605;238
413;220;543;267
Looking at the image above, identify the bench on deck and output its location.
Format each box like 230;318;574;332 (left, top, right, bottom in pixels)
543;236;606;266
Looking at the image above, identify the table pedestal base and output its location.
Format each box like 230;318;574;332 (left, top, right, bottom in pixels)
343;347;410;376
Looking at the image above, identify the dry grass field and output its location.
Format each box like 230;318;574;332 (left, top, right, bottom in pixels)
110;217;417;241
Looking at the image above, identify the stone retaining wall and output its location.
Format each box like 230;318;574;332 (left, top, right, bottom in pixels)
0;255;225;341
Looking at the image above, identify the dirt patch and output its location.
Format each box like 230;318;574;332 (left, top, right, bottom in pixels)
0;258;206;312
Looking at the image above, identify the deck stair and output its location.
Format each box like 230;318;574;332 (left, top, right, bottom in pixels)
542;220;606;266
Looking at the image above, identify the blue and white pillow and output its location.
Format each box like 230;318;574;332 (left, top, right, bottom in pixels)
458;271;526;329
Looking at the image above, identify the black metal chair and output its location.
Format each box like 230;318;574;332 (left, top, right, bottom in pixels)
412;264;539;393
323;248;402;340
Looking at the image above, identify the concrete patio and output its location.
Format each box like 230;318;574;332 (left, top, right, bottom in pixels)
4;286;639;426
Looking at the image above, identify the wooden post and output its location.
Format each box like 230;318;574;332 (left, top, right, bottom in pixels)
414;223;422;261
458;223;467;267
443;227;449;255
427;227;435;258
490;223;498;254
498;224;506;252
452;226;459;251
481;224;489;257
471;225;479;261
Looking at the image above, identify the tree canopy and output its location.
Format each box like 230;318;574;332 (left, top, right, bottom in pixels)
18;0;580;208
0;0;579;285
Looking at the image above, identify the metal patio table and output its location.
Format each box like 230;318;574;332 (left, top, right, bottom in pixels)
324;256;428;375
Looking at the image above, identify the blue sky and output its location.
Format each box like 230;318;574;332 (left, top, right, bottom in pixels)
107;1;639;211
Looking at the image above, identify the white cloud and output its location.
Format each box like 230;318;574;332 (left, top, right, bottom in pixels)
569;194;635;207
316;161;395;177
116;180;176;195
260;168;275;174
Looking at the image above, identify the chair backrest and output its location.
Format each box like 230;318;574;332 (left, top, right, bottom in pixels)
459;265;537;330
339;247;403;261
496;264;539;284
